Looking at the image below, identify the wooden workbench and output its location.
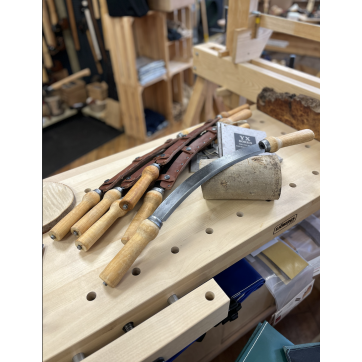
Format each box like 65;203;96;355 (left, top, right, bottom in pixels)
43;106;320;362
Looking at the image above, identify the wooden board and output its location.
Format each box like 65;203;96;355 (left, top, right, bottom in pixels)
85;279;229;361
43;107;320;362
43;181;76;234
192;43;320;102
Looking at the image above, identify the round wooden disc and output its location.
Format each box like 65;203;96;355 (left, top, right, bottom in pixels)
43;181;76;234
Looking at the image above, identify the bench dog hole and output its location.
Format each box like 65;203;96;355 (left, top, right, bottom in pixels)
205;228;213;234
289;183;297;188
86;292;96;301
205;291;215;301
171;247;179;254
236;212;243;217
132;268;141;276
312;171;319;175
84;188;92;193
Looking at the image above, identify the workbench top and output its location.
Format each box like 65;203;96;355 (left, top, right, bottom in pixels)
43;106;320;362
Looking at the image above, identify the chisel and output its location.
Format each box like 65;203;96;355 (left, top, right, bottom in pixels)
100;129;315;287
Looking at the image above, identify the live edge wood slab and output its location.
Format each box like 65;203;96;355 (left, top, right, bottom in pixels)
43;106;320;362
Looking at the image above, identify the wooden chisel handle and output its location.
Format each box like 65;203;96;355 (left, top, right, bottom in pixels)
221;109;252;125
100;219;160;287
121;188;163;245
49;191;101;241
76;200;127;251
46;0;58;26
42;0;56;48
48;68;91;90
239;123;250;129
262;130;315;152
119;164;160;212
71;188;122;236
220;104;250;118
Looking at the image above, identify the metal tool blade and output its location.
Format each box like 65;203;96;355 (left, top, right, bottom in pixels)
153;144;265;224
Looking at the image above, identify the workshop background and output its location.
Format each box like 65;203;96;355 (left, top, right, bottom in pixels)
42;1;320;361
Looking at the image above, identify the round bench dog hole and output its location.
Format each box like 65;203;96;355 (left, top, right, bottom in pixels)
289;183;297;188
236;212;244;217
312;171;319;175
260;120;265;123
281;132;286;135
84;188;92;193
171;246;179;254
86;292;96;301
132;268;141;276
205;228;214;234
305;145;311;148
205;291;215;301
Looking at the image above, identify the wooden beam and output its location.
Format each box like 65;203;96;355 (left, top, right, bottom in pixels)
85;279;229;362
258;14;320;42
251;58;320;88
192;43;320;102
226;0;251;55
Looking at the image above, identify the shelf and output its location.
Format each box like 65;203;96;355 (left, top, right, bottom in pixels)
139;73;167;90
168;59;193;77
42;108;77;128
81;105;106;121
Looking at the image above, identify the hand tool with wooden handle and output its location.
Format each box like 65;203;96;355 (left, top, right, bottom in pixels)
76;164;160;251
71;187;123;237
82;1;102;61
49;189;101;241
42;36;53;69
66;0;80;50
46;0;59;26
43;0;57;49
47;68;91;91
220;104;250;118
100;129;315;287
121;187;164;245
222;109;252;125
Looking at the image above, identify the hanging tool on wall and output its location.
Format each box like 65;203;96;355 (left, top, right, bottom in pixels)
100;129;315;287
43;0;57;49
65;0;80;50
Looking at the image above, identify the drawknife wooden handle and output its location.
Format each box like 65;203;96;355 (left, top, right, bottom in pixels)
100;219;160;287
71;188;122;236
49;68;91;90
49;191;100;241
239;123;250;129
220;104;250;118
264;129;315;152
222;109;252;125
121;189;163;245
119;165;160;212
75;200;127;251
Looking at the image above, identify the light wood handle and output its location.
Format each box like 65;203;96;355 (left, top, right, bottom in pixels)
121;190;163;244
49;68;91;90
238;123;250;129
66;0;80;50
42;36;53;69
71;189;121;236
49;191;100;241
75;200;127;251
220;104;250;118
46;0;58;26
264;129;315;152
119;165;160;212
222;109;252;125
100;219;160;287
42;0;56;48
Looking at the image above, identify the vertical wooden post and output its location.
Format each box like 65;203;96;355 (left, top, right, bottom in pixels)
226;0;251;57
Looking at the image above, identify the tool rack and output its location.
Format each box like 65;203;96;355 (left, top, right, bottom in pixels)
43;105;320;362
103;2;195;141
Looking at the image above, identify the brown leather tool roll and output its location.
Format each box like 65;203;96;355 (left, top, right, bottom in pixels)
199;154;282;200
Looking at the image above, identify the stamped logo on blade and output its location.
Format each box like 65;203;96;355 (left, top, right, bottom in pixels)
234;133;256;150
273;214;298;234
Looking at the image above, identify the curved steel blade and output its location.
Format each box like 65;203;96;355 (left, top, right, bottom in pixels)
153;144;264;223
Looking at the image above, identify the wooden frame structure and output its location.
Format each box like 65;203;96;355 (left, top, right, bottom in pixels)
104;5;194;140
183;0;320;128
